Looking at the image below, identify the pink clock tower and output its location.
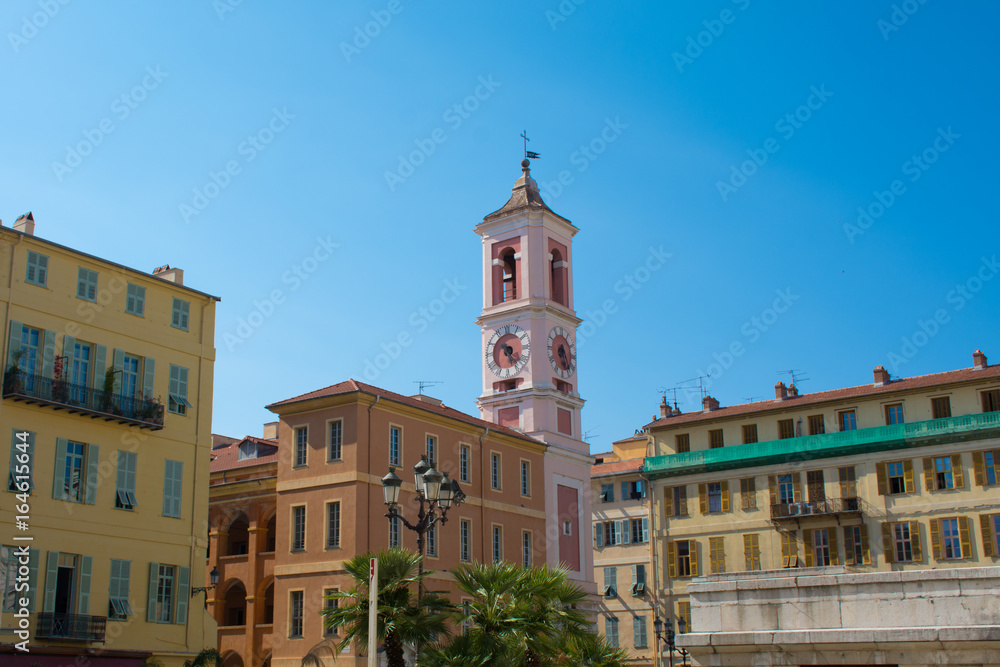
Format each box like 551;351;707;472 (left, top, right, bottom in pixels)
475;159;594;586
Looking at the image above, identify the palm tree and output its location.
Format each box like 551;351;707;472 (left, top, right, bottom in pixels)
322;547;452;667
557;632;629;667
183;648;222;667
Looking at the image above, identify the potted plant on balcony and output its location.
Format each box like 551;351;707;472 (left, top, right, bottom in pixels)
52;355;69;403
3;349;25;395
99;367;117;413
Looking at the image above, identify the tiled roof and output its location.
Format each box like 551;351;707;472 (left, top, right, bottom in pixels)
591;457;645;478
483;162;572;224
645;363;1000;430
267;379;543;445
210;435;279;473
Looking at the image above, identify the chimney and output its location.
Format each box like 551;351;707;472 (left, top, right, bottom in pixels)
672;404;682;417
774;381;787;400
152;265;184;285
13;212;35;236
660;396;669;418
702;395;720;412
410;394;443;406
873;365;890;387
262;421;278;440
788;384;799;397
973;349;988;370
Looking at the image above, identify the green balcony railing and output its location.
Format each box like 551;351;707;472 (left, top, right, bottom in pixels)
645;411;1000;479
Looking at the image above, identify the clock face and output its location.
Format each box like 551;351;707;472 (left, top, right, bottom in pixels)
486;324;530;378
547;326;576;379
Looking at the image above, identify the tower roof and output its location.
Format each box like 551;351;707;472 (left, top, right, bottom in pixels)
484;159;569;224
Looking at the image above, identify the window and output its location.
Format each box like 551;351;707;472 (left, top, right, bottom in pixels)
291;506;306;551
839;466;857;498
289;591;304;637
931;396;952;419
328;421;342;461
389;426;401;466
605;616;619;648
171;298;190;331
675;433;690;453
701;481;728;514
293;427;308;467
427;524;438;557
459;445;470;482
389;516;400;548
492;525;503;563
880;460;914;495
666;485;688;517
162;459;182;517
17;326;40;388
633;615;648;648
806;470;825;502
839;409;857;431
667;539;697;577
885;403;904;425
54;439;97;504
709;536;726;573
630;518;649;544
631;564;646;594
70;341;91;403
778;419;795;439
622;479;645;499
2;546;38;612
490;452;501;490
499;248;517;302
521;530;532;566
595;520;622;547
238;440;257;461
982;389;1000;413
8;430;36;493
154;564;175;623
168;365;191;415
781;531;798;568
125;283;145;317
982;514;1000;557
778;474;795;504
708;429;724;448
562;520;572;536
108;559;132;618
931;517;969;560
808;414;825;435
602;566;617;597
600;483;615;502
120;354;140;403
843;525;869;565
677;601;691;634
115;451;137;510
323;589;338;635
743;534;761;570
740;477;757;510
520;460;530;497
974;450;1000;486
808;528;833;566
326;502;340;549
77;267;98;301
741;424;758;444
25;251;48;287
883;521;921;563
926;455;964;491
460;520;471;562
426;435;436;465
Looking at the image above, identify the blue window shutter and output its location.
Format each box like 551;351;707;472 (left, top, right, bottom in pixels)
26;548;39;612
162;462;171;516
53;438;70;500
41;330;56;379
147;562;159;622
620;520;630;544
621;481;628;500
62;335;76;362
631;564;638;586
120;560;131;607
109;559;121;598
595;522;603;547
93;345;107;390
43;551;59;612
143;358;155;399
78;555;92;614
7;321;23;369
112;349;124;376
643;517;649;542
85;444;99;505
175;566;190;624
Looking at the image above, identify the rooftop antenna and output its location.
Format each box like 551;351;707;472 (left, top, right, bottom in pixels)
521;130;540;160
413;380;443;395
743;396;762;403
583;426;599;443
677;375;709;400
777;369;810;386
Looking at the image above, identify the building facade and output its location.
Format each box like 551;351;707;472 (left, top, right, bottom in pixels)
0;214;219;666
642;351;1000;666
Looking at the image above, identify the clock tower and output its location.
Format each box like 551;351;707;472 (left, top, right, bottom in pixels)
475;159;594;584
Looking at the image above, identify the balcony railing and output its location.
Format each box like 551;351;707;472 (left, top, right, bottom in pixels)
771;496;861;520
3;370;164;430
36;612;106;642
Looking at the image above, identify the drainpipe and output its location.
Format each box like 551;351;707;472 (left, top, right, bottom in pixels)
367;394;381;551
479;427;490;560
3;231;24;370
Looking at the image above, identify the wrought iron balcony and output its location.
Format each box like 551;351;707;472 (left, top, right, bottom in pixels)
36;612;106;642
3;370;164;430
771;496;862;522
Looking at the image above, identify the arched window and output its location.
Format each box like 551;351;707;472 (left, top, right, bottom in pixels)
227;515;249;556
223;581;247;626
500;249;517;302
550;249;567;306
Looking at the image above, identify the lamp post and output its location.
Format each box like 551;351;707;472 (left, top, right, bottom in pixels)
653;617;688;667
191;566;220;609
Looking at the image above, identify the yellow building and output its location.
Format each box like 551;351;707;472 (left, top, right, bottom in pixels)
642;352;1000;666
0;213;219;666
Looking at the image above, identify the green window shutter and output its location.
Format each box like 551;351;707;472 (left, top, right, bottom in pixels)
595;522;603;547
172;299;190;330
41;330;56;379
620;519;630;544
642;517;649;543
85;444;99;505
26;548;39;612
163;460;183;517
178;367;189;405
147;562;159;622
7;321;23;369
43;551;59;612
112;349;125;376
93;345;107;391
631;564;638;586
53;438;70;500
126;452;137;501
143;358;155;399
109;559;122;599
175;566;190;624
77;555;93;614
62;335;76;361
621;482;628;500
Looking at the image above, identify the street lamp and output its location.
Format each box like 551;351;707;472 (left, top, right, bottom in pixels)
653;617;688;667
191;566;220;608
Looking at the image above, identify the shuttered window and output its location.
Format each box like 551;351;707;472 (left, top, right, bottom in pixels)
26;251;48;287
162;460;183;518
77;267;98;301
171;298;190;331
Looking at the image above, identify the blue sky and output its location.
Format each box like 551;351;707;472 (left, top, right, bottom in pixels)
5;1;998;450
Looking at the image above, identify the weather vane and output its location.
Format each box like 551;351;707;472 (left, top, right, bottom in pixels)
520;130;540;160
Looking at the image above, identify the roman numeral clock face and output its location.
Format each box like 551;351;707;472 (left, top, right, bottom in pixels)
547;326;576;379
486;324;530;378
